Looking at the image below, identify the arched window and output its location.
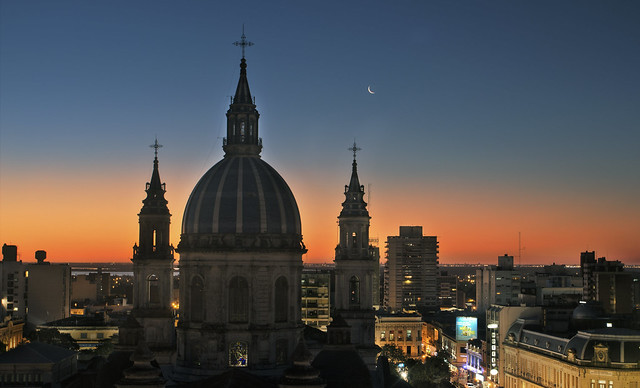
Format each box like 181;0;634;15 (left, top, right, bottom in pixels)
229;276;249;323
349;275;360;306
275;276;288;323
191;276;204;322
147;274;159;305
229;341;248;367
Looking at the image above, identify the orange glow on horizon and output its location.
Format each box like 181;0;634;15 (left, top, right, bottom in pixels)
1;164;638;266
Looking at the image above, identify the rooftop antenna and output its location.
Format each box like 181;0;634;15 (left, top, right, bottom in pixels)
233;25;254;59
518;232;526;267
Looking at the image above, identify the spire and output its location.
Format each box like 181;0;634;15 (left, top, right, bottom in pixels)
141;139;169;215
232;58;253;105
340;142;367;217
347;141;362;193
224;29;261;156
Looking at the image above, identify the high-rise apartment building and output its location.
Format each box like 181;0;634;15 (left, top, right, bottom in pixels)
301;268;331;331
476;254;521;313
385;226;438;311
580;251;625;303
1;245;70;326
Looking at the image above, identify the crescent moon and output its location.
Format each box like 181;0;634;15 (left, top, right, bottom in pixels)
367;85;375;94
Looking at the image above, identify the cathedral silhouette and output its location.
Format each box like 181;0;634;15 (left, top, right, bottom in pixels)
113;33;395;388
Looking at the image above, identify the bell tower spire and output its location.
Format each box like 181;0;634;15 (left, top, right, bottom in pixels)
333;143;380;369
131;139;175;356
224;28;261;156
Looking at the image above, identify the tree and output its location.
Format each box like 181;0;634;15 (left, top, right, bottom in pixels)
380;344;407;365
406;354;452;388
28;328;79;351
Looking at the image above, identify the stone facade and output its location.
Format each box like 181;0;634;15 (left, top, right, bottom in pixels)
131;142;176;357
333;147;380;368
503;321;640;388
375;312;425;358
174;54;305;378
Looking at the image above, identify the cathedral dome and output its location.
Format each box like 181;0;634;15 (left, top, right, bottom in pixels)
181;154;301;237
178;51;304;254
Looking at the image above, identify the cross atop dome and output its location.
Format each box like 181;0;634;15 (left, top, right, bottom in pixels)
233;26;254;59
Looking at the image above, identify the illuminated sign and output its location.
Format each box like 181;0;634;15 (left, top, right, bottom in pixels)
456;316;478;341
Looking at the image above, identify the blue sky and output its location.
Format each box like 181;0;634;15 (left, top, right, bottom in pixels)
1;1;639;264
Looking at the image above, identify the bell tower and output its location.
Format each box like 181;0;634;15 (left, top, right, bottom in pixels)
132;139;175;355
333;142;380;369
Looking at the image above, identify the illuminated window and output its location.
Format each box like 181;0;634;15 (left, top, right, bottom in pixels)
275;276;288;322
229;276;249;323
349;276;360;306
380;331;386;341
229;341;248;367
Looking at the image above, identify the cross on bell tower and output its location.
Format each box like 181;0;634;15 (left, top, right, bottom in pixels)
349;141;361;161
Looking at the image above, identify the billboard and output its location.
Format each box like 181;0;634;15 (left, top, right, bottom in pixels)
456;316;478;341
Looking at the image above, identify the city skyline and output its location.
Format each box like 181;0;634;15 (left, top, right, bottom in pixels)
1;1;639;265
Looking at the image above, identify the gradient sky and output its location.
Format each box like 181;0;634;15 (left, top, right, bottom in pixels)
1;1;639;265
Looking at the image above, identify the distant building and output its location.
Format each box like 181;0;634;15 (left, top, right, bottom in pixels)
440;328;467;381
0;318;24;351
0;342;77;385
580;251;624;301
438;271;459;308
1;245;71;327
595;271;633;314
503;320;640;388
476;254;521;312
385;226;439;311
464;338;485;386
375;312;425;358
485;305;541;387
71;270;110;305
25;259;71;326
301;268;331;331
38;314;119;350
1;244;27;320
